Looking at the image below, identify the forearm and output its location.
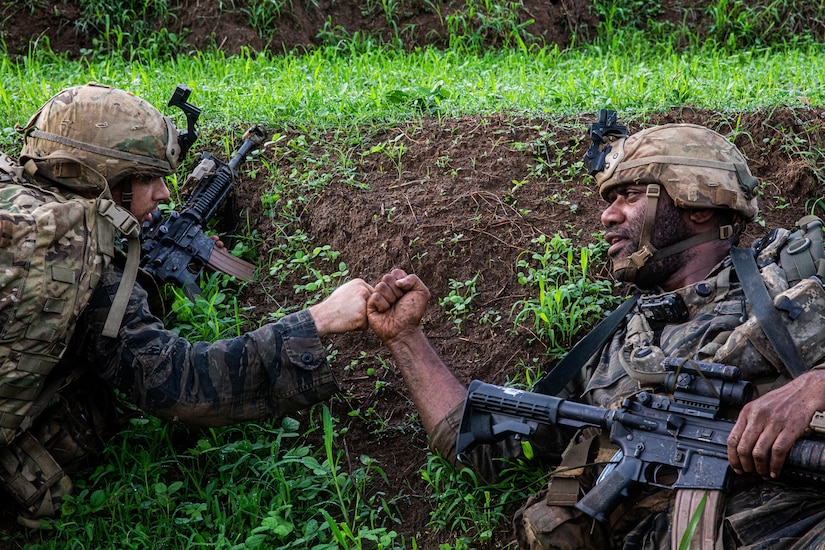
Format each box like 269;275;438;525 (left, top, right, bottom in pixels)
385;328;466;435
76;268;339;425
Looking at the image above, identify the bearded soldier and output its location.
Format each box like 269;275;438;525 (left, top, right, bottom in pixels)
366;119;825;548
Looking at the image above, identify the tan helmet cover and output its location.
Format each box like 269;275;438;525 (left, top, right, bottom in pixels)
18;83;182;193
597;123;759;221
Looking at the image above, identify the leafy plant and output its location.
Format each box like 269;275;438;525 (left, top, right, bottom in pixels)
439;272;480;333
27;408;402;550
439;0;537;51
421;451;546;545
241;0;292;38
165;271;251;341
591;0;663;38
267;230;350;305
317;406;401;549
511;234;620;357
75;0;186;59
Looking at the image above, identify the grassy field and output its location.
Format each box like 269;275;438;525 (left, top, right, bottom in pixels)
2;6;825;548
3;43;825;147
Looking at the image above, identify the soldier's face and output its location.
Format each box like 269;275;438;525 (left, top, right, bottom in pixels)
601;184;696;288
128;176;171;223
601;184;647;263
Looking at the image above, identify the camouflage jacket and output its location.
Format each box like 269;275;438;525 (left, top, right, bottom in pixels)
59;263;339;427
433;254;825;479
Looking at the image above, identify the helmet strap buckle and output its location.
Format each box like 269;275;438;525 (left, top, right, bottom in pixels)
719;224;734;240
629;245;656;268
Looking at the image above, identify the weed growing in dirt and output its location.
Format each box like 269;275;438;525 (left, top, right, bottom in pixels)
421;451;547;546
265;229;350;306
74;0;185;59
165;272;251;341
511;234;620;357
439;272;481;333
241;0;292;38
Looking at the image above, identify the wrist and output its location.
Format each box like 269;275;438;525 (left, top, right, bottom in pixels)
384;326;426;352
308;303;329;336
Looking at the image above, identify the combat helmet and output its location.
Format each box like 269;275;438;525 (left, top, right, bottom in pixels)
17;83;185;197
584;111;759;283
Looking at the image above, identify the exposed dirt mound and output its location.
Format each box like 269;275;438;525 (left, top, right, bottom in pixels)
5;1;825;58
1;0;587;58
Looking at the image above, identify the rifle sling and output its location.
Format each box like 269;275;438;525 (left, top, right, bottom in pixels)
532;296;638;396
730;246;807;378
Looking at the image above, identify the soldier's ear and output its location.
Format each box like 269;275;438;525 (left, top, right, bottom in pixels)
687;208;715;226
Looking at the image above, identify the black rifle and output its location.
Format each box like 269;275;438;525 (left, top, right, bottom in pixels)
140;124;265;299
457;358;825;523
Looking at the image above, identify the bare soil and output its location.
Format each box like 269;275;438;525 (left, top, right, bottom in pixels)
3;1;825;548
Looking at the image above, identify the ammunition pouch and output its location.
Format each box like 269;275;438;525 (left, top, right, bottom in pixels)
779;215;825;286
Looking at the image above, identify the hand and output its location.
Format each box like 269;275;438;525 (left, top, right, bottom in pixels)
208;234;226;249
368;268;431;345
728;369;825;479
308;279;373;336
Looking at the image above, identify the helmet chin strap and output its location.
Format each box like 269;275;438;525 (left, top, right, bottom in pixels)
119;180;133;211
611;184;661;283
611;183;735;284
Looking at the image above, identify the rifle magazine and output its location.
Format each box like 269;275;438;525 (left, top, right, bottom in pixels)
672;489;723;550
207;247;256;282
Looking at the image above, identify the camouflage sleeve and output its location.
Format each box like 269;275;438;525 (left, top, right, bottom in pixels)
430;399;569;484
68;266;340;426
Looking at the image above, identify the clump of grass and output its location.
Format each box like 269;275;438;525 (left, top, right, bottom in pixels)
163;271;251;341
511;233;620;357
439;272;480;333
74;0;186;60
421;450;548;547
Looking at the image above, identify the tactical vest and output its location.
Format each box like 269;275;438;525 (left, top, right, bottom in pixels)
616;215;825;390
0;152;139;447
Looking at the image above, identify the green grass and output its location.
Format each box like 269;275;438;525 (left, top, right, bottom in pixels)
511;234;620;357
3;14;825;549
21;408;402;550
2;43;825;152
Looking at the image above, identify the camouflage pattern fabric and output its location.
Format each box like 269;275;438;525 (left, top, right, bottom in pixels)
61;263;340;426
596;124;758;222
0;165;109;446
431;247;825;548
1;261;339;525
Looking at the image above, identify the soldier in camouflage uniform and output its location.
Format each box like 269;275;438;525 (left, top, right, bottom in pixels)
366;122;825;548
0;84;373;525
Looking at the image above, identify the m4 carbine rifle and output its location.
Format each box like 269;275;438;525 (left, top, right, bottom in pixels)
141;86;263;298
457;358;825;523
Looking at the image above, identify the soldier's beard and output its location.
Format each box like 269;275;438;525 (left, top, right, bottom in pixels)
611;199;697;290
